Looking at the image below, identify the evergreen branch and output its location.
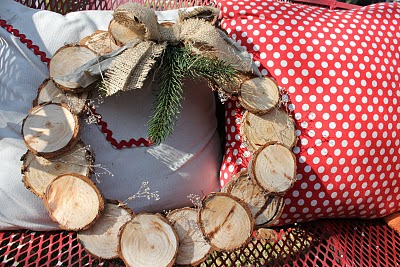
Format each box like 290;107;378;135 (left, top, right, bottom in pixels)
147;45;238;144
184;51;238;90
147;45;186;145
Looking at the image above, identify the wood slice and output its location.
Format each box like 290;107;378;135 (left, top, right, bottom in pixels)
255;196;285;228
78;200;134;259
118;213;178;267
44;173;104;231
108;19;145;46
220;178;234;193
241;108;297;152
226;170;271;226
21;141;91;198
22;103;80;158
254;228;278;241
80;30;120;55
50;45;98;92
239;77;280;115
33;79;88;115
198;192;254;252
249;143;296;195
167;208;212;266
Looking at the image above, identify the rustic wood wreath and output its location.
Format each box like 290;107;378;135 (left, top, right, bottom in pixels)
20;3;297;266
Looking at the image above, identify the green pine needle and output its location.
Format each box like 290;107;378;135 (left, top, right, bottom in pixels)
147;45;238;145
185;52;238;89
147;45;186;145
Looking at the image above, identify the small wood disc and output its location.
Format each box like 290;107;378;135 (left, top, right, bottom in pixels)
239;77;280;115
80;30;120;55
241;108;297;152
44;173;104;231
249;143;296;195
21;141;91;198
50;45;98;92
33;79;88;115
220;178;234;193
109;19;144;46
118;213;178;267
255;196;285;228
78;200;134;259
22;104;80;158
198;192;254;252
226;170;274;226
167;208;212;266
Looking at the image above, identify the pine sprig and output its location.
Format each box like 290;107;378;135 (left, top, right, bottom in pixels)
185;52;238;90
147;45;238;145
147;45;186;145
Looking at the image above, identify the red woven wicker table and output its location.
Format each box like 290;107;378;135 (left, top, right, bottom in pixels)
1;218;399;266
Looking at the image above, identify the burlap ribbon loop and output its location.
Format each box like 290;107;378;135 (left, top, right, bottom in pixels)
113;3;159;41
178;6;220;23
104;3;254;97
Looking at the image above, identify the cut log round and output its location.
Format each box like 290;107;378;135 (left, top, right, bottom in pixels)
80;30;120;55
241;108;297;152
226;170;276;226
118;213;178;267
255;228;278;241
44;173;104;231
198;192;254;252
249;143;296;195
109;19;145;46
22;103;80;158
255;196;285;228
50;45;98;92
220;178;234;193
21;141;91;198
33;79;88;115
78;200;134;259
167;208;212;266
239;77;280;115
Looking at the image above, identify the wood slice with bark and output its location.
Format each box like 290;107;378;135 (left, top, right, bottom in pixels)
220;177;235;193
44;173;104;231
22;103;80;158
226;170;275;226
198;192;254;252
167;208;212;266
78;200;134;259
255;196;285;228
50;45;98;92
239;77;280;115
33;79;88;115
108;19;145;46
21;141;91;198
249;143;296;195
80;30;120;55
241;108;297;152
118;213;178;267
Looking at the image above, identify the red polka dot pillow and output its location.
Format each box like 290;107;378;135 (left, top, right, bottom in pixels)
218;0;400;226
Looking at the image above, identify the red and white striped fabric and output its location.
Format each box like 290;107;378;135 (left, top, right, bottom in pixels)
218;0;400;225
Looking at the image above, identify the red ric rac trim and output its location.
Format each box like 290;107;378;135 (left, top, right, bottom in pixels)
1;18;151;149
89;105;153;149
0;19;51;65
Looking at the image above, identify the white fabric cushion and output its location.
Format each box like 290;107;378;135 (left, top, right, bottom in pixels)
0;0;221;230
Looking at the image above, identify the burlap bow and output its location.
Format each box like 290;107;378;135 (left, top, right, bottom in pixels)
56;3;258;96
102;3;255;96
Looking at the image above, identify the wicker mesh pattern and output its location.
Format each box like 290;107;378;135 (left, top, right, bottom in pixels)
1;219;399;266
14;0;213;14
